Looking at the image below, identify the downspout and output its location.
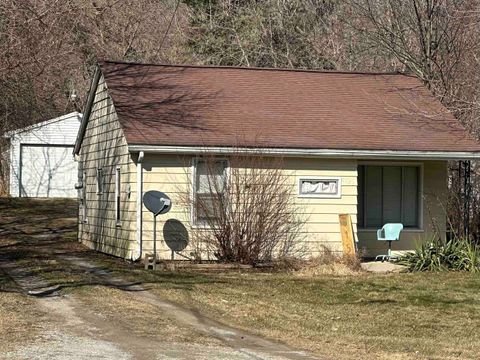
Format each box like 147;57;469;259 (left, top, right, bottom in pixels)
132;151;144;261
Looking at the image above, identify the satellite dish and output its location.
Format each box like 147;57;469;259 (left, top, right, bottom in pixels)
163;219;189;252
143;191;172;216
143;191;173;269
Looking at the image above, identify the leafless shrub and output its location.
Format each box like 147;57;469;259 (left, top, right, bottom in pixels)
285;245;362;276
178;150;307;265
341;252;362;272
446;161;480;242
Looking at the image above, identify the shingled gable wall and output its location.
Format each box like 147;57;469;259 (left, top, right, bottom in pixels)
77;74;138;258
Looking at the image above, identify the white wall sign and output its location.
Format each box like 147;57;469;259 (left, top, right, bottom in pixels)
298;177;342;198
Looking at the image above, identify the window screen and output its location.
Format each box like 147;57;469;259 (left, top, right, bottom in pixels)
81;170;87;223
194;159;228;225
358;165;420;228
96;168;103;195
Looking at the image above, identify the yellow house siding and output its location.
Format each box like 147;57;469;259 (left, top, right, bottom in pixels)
78;75;138;259
356;160;447;257
139;155;358;259
77;91;448;261
288;158;358;255
140;154;192;259
139;156;447;260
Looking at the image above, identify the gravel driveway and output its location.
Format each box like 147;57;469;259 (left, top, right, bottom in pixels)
0;199;319;360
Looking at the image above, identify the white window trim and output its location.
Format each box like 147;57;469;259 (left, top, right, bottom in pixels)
298;176;342;198
190;157;230;229
357;161;424;231
115;166;121;227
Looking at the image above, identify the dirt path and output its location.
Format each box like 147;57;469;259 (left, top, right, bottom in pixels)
2;255;318;360
0;199;320;360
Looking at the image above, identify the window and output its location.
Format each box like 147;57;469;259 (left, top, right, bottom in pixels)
358;165;421;229
193;159;228;225
82;171;87;222
76;168;88;223
298;177;341;198
115;167;121;225
96;167;103;195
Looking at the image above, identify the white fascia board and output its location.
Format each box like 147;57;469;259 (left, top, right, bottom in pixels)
3;112;82;138
128;145;480;160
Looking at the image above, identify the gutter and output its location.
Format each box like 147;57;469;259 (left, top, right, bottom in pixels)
132;151;145;261
128;145;480;161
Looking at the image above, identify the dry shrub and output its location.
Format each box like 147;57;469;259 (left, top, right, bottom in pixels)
270;256;306;272
181;151;307;265
290;246;363;277
341;252;362;272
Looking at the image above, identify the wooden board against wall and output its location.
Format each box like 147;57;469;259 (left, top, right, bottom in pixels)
339;214;355;256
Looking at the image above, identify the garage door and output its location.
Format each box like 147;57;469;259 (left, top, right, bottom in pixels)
20;145;77;197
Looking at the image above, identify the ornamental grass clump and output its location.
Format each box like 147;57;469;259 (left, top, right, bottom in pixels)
398;237;480;272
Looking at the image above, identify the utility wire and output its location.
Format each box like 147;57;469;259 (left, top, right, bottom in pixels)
157;0;182;58
134;0;181;86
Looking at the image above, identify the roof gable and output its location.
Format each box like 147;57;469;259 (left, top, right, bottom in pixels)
5;112;82;139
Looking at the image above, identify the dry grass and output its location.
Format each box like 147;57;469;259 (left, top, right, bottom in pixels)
294;261;359;276
0;250;51;353
0;288;49;353
0;198;77;353
2;198;480;359
275;246;363;276
148;271;480;360
71;285;221;345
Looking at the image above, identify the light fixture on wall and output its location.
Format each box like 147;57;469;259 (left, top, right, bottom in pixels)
67;78;81;112
69;88;78;103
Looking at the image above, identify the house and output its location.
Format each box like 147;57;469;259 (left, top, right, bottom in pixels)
73;61;480;260
5;112;82;198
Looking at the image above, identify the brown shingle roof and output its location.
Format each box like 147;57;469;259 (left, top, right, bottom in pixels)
98;60;480;153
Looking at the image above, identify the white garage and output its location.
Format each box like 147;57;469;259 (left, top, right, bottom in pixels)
5;112;82;197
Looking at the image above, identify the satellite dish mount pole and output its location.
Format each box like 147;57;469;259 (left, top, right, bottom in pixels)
142;190;172;270
153;212;157;268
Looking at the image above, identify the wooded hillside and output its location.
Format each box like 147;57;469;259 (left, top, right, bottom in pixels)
1;0;479;236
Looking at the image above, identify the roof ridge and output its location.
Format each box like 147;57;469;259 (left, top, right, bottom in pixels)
98;59;412;77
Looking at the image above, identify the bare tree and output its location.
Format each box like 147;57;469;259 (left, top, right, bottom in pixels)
0;0;190;193
178;151;306;264
185;0;338;69
347;0;480;132
346;0;480;240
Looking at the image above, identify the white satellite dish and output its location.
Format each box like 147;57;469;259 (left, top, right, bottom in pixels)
142;191;172;269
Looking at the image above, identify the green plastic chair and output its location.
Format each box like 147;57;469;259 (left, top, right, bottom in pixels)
375;223;403;262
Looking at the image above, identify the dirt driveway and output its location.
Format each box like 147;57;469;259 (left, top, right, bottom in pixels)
0;198;319;360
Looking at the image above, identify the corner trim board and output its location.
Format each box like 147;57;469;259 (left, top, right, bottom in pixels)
133;151;145;261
